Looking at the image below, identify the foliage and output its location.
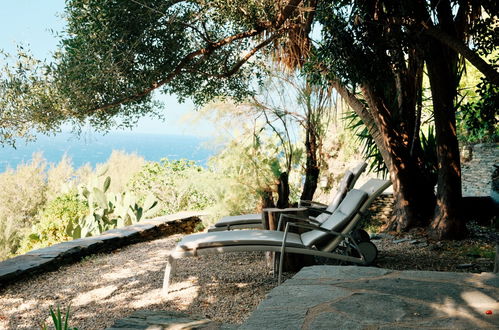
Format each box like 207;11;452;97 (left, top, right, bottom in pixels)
45;155;78;201
207;134;301;219
1;0;496;241
346;110;438;184
49;0;263;129
458;77;499;143
193;96;306;213
41;305;77;330
345;111;388;176
459;243;496;259
249;70;336;201
0;154;48;259
0;50;66;146
94;150;145;193
18;192;88;254
128;158;215;217
68;174;158;238
0;151;151;259
419;126;438;185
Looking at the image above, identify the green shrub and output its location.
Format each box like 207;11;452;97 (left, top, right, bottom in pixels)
0;153;48;259
17;192;88;254
95;150;145;193
46;155;77;201
128;158;216;216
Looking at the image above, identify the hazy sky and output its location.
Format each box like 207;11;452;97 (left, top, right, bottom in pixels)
0;0;213;136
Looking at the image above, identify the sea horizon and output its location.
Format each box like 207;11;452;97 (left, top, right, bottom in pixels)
0;132;215;172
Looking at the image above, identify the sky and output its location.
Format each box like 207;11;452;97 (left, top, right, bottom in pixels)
0;0;214;137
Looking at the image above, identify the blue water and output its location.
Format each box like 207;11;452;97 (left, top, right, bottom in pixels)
0;132;214;172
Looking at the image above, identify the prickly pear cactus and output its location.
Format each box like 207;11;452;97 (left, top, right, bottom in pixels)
68;175;158;239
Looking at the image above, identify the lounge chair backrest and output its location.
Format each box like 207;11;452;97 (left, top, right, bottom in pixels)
348;162;367;190
321;178;392;251
300;189;368;247
314;171;355;224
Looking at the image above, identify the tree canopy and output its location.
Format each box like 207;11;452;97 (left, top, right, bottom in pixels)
1;0;497;238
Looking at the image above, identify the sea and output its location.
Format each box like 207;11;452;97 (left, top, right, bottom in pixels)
0;132;215;173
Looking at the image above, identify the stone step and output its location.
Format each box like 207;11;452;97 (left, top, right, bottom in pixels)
107;310;233;330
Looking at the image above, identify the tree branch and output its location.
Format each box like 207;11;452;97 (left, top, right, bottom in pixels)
318;65;392;169
90;0;304;112
422;25;499;85
90;27;266;113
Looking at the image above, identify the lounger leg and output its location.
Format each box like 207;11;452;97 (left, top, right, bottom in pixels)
162;255;177;296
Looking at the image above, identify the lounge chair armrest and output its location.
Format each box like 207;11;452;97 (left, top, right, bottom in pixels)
285;221;349;239
277;213;318;231
263;207;308;212
306;207;333;215
299;200;328;208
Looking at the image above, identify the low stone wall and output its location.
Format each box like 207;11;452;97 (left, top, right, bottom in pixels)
0;212;202;288
461;143;498;197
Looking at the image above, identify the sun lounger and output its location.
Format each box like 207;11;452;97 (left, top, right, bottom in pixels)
162;178;390;295
207;162;367;232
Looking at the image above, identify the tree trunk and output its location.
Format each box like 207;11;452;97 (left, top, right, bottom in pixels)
300;130;320;201
276;172;290;208
426;38;467;240
386;148;436;230
362;85;436;230
260;188;275;209
330;77;436;230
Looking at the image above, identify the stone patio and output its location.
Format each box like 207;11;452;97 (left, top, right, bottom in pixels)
240;266;498;329
109;266;498;329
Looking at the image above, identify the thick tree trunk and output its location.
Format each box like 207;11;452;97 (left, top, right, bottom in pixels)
426;40;467;240
331;77;435;230
386;148;436;230
362;85;436;230
300;131;320;201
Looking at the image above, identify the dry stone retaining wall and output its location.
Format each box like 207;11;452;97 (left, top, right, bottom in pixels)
461;143;498;197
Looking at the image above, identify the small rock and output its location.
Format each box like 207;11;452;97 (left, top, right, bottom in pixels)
374;233;394;240
466;253;481;258
429;244;441;251
393;238;410;244
456;263;474;269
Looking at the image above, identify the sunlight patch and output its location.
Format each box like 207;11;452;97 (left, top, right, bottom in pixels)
461;290;498;313
72;285;118;306
130;288;163;308
102;268;136;280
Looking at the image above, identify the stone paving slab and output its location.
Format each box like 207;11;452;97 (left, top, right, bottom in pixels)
240;266;499;329
107;310;223;329
0;212;202;288
107;310;238;330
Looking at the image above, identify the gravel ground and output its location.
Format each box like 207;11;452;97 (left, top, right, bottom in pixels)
0;227;496;329
0;234;292;329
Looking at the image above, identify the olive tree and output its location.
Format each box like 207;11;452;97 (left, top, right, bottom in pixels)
2;0;497;239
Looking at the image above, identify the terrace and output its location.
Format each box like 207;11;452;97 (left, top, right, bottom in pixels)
1;200;497;329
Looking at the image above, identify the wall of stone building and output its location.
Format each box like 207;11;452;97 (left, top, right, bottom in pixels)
460;143;498;197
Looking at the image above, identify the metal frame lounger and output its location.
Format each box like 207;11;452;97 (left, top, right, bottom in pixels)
207;162;367;232
162;178;391;295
